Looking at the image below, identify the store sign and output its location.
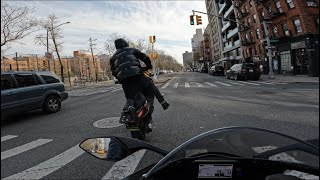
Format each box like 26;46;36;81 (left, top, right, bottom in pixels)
291;41;306;49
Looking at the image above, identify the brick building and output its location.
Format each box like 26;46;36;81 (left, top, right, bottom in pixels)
233;0;264;63
258;0;319;76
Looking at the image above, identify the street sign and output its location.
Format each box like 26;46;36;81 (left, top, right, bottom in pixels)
45;52;52;59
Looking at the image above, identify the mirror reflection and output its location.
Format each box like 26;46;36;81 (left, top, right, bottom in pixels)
80;138;129;161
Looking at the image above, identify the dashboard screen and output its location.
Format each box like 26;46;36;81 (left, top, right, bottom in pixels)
198;164;233;178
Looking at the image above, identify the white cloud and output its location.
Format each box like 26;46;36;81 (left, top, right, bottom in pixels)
3;1;208;64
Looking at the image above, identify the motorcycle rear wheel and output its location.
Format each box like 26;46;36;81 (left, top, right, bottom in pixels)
131;131;146;140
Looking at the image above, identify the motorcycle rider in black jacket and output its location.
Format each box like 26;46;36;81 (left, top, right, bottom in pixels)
110;38;169;124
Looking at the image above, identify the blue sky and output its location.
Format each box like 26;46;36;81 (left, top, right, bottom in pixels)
4;1;208;64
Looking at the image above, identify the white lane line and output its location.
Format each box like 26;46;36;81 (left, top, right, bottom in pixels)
2;145;84;180
102;150;146;180
205;82;217;87
215;81;232;87
1;139;53;160
195;82;204;87
252;81;276;85
1;135;18;142
111;88;123;92
227;81;245;86
173;83;178;88
185;82;190;88
236;81;260;86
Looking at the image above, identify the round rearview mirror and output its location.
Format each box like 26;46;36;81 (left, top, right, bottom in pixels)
80;137;129;162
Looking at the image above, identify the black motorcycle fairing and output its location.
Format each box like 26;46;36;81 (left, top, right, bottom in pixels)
143;127;319;178
142;154;319;180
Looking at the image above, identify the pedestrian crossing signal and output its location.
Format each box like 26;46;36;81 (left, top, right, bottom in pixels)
196;15;202;25
190;15;195;25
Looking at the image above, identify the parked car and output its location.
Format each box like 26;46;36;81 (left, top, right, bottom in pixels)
1;71;68;121
201;67;208;73
209;65;224;76
225;63;261;80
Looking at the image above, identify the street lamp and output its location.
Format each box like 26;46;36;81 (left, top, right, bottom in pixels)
45;21;70;71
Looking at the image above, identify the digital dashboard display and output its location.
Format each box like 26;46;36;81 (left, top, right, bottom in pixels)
198;164;233;178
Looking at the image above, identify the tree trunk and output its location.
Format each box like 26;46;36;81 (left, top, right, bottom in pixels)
51;30;64;82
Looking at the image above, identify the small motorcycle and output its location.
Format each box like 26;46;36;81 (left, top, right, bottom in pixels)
120;91;153;140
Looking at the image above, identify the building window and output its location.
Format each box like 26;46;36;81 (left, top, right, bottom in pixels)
247;17;251;26
250;31;254;41
286;0;295;8
275;0;284;13
249;0;253;9
256;28;260;39
292;17;302;33
273;26;279;37
253;14;257;23
280;51;292;71
307;0;317;7
281;21;290;36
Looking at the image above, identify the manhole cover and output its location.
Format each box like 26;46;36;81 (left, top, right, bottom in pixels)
256;91;276;95
93;117;123;129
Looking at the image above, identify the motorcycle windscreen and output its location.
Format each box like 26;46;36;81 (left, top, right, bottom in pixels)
147;127;319;176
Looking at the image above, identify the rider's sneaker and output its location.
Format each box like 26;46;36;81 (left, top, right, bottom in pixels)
146;124;153;133
160;101;170;110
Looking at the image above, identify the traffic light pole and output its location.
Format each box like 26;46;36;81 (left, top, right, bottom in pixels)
152;42;157;80
262;21;274;79
192;10;274;78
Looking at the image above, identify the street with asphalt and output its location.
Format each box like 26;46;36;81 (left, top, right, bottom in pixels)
1;72;319;179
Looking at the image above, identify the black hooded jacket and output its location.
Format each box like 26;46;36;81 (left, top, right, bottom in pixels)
110;38;152;83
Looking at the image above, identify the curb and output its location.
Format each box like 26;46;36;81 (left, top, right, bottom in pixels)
66;82;115;91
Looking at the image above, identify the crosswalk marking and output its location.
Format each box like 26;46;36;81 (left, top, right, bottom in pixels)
102;150;146;180
161;76;177;89
185;82;190;88
215;81;232;87
173;83;178;88
1;135;18;142
228;81;245;86
1;139;53;160
205;82;217;87
195;82;204;87
236;81;260;86
2;145;84;180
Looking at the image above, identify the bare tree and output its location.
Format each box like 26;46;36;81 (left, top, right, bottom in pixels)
1;2;39;47
34;14;66;82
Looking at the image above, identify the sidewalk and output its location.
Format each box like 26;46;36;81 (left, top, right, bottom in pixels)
65;76;171;91
260;75;319;83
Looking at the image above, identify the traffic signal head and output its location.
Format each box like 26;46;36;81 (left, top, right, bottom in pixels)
43;60;47;67
153;36;156;43
196;15;202;25
190;15;195;25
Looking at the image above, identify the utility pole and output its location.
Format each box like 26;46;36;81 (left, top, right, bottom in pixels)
89;37;98;83
66;58;72;86
36;55;39;71
15;52;19;71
